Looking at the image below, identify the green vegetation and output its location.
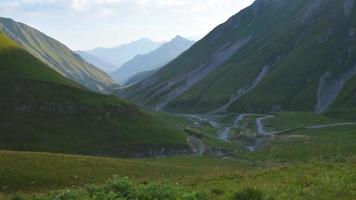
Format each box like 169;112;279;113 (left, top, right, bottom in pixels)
0;17;115;92
1;150;355;200
0;151;242;193
0;32;81;88
251;125;356;161
263;112;347;132
121;0;356;116
31;176;208;200
151;112;243;154
233;188;270;200
1;1;356;199
0;32;188;156
1;110;356;199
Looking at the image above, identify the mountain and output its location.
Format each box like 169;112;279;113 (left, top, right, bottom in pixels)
75;51;115;72
125;69;158;86
0;31;189;156
83;38;163;71
0;17;116;93
117;0;356;117
110;36;195;85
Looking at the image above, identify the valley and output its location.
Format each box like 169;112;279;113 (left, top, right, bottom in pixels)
0;0;355;199
1;111;356;199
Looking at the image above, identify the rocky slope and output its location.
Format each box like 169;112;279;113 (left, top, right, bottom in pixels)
117;0;356;116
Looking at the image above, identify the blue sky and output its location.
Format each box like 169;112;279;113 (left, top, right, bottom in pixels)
0;0;254;50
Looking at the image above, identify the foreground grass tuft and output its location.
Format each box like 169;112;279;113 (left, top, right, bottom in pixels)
13;176;209;200
233;187;270;200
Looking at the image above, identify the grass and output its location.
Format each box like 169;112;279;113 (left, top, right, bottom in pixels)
251;124;356;162
197;158;356;200
263;112;348;132
151;112;245;154
232;187;269;200
0;151;243;193
2;151;356;200
0;32;80;89
28;176;210;200
1;111;356;199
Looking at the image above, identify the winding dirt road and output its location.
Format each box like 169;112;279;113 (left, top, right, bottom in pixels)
186;113;356;142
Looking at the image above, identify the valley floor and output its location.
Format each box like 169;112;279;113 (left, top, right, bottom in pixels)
1;111;356;199
0;151;355;200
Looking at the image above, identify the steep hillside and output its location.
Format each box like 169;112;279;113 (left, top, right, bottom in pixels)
0;32;189;157
125;69;158;86
111;36;195;84
84;38;163;70
0;17;116;93
118;0;356;116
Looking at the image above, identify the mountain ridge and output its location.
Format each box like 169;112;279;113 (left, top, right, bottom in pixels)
110;35;195;84
83;38;164;71
0;17;116;93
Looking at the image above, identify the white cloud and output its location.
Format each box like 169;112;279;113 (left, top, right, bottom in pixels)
0;0;255;49
70;0;123;11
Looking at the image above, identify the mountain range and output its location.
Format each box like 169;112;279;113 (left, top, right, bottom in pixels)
0;17;115;93
110;36;195;85
80;38;164;72
117;0;356;117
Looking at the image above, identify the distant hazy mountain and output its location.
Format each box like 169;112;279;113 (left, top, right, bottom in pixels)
0;17;116;93
117;0;356;116
76;51;115;72
83;38;163;69
111;36;195;84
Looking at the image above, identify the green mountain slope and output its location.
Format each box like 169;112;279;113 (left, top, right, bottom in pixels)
0;17;116;93
0;32;189;156
118;0;356;116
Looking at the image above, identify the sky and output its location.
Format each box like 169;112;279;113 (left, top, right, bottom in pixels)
0;0;254;50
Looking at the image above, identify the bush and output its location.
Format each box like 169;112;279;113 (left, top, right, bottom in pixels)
105;176;134;198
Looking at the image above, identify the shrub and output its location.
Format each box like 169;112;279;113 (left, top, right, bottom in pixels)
104;176;134;198
135;183;180;200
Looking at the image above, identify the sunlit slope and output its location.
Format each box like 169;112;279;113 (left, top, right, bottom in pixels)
0;32;189;156
0;17;116;93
